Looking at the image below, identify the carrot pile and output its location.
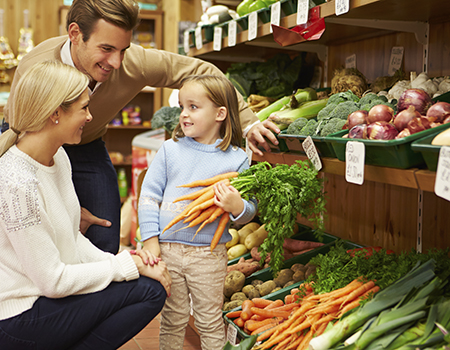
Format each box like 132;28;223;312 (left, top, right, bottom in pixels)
226;278;380;350
163;172;239;252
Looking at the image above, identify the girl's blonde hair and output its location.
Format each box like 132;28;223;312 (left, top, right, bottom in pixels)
0;60;89;156
173;75;243;151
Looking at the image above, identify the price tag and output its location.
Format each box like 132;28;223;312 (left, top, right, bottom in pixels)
434;146;450;202
345;141;365;185
335;0;350;16
245;138;253;166
345;54;356;69
248;11;258;41
227;323;238;345
213;26;222;51
228;20;237;47
297;0;309;25
302;136;322;171
195;26;203;50
388;46;404;76
270;2;281;32
183;30;190;54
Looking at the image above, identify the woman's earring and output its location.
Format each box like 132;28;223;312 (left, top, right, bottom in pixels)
55;120;59;124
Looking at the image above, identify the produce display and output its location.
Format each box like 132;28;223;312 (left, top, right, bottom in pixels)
151;106;181;134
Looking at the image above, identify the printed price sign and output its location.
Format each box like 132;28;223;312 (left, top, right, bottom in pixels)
271;1;281;31
248;11;258;41
345;141;365;185
183;30;190;54
435;146;450;202
213;26;222;51
302;136;322;171
335;0;350;15
227;323;238;346
388;46;404;76
228;21;237;47
297;0;309;25
345;54;356;69
195;26;203;50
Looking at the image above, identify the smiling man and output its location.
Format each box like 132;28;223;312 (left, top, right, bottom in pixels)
2;0;279;254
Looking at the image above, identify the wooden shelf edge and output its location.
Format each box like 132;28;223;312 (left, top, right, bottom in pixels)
414;170;436;192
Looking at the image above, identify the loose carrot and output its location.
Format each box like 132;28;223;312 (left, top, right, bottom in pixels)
270;302;301;313
285;334;304;350
252;298;274;308
256;324;280;342
314;321;329;337
210;212;229;252
272;334;296;350
296;326;316;350
340;280;376;306
246;317;284;332
225;310;242;319
286;313;321;335
177;172;238;188
250;318;284;335
241;300;255;321
264;299;284;310
338;285;380;317
234;317;244;328
307;278;363;302
250;307;291;320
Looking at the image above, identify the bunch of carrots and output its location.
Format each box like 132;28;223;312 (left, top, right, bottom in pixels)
227;278;380;350
162;171;239;252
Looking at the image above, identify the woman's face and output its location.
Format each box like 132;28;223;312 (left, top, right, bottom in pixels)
58;88;92;145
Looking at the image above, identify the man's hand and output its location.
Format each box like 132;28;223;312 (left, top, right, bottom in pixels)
246;119;280;156
80;207;111;235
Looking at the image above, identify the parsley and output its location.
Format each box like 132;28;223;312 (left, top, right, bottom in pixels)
231;160;326;274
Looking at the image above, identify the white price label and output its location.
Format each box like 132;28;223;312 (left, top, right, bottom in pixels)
388;46;404;76
248;11;258;41
302;136;322;171
435;146;450;202
345;141;365;185
335;0;350;15
195;26;203;50
345;54;356;69
297;0;309;25
271;2;281;32
227;323;238;346
183;30;190;54
213;26;222;51
228;20;237;47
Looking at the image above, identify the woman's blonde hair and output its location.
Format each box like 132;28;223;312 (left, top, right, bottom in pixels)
173;75;243;151
0;60;89;156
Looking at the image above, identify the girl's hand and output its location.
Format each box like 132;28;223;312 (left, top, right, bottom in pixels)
213;181;244;218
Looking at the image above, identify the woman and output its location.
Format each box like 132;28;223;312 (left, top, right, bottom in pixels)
0;60;171;350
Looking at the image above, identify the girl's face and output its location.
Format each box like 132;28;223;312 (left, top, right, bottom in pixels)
178;81;226;145
58;88;92;145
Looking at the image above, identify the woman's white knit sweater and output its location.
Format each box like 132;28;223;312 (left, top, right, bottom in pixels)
0;146;139;321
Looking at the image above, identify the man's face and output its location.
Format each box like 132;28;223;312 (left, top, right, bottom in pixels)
69;19;132;83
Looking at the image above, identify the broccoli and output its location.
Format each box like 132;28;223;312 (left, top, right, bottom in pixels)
151;106;182;133
317;103;339;120
359;93;380;106
327;90;360;104
299;119;319;136
328;101;361;120
319;118;347;136
286;117;308;135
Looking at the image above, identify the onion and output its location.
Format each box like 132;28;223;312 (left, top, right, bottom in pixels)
348;124;368;139
444;115;450;124
395;128;411;139
397;88;433;114
394;105;421;131
367;104;395;124
426;101;450;122
407;116;431;134
346;110;368;129
367;121;399;140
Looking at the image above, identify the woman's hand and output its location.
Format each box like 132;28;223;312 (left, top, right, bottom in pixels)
213;181;244;218
131;254;172;296
80;207;111;235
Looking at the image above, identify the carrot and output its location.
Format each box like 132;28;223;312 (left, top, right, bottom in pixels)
177;171;238;188
251;307;291;320
273;334;296;350
340;280;376;305
256;324;280;342
210;212;229;252
204;206;225;225
183;210;201;223
306;278;363;302
285;294;294;304
173;178;231;203
296;326;316;350
225;310;242;319
270;302;301;312
234;317;244;328
285;334;304;350
251;322;281;336
314;321;329;337
241;300;255;321
338;285;380;317
252;298;274;308
186;198;215;217
188;205;217;228
286;313;321;335
246;316;284;332
264;299;284;310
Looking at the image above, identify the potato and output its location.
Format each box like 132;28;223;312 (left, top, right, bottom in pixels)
238;222;260;244
273;269;294;287
230;292;248;301
244;224;268;250
247;288;261;299
223;299;244;311
257;280;277;296
283;280;296;288
241;284;255;297
224;271;246;298
272;287;282;293
305;265;317;279
290;263;305;273
227;244;248;261
251;279;264;287
226;228;239;249
292;270;305;282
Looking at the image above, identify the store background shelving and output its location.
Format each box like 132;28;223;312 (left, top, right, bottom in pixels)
186;0;450;254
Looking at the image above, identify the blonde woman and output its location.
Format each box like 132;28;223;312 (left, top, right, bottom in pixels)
0;60;171;350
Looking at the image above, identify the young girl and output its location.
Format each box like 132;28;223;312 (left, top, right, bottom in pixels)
0;60;170;350
138;74;257;350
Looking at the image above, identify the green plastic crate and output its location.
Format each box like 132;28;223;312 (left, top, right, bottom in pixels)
277;133;337;158
411;133;445;172
326;123;450;169
257;7;271;23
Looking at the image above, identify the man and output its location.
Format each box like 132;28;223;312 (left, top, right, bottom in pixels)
2;0;279;254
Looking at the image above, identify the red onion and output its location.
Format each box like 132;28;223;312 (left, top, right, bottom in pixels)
367;121;399;140
394;105;421;131
346;110;368;129
426;101;450;122
397;88;433;114
348;124;368;139
407;116;431;134
444;115;450;124
367;104;395;124
396;128;411;139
